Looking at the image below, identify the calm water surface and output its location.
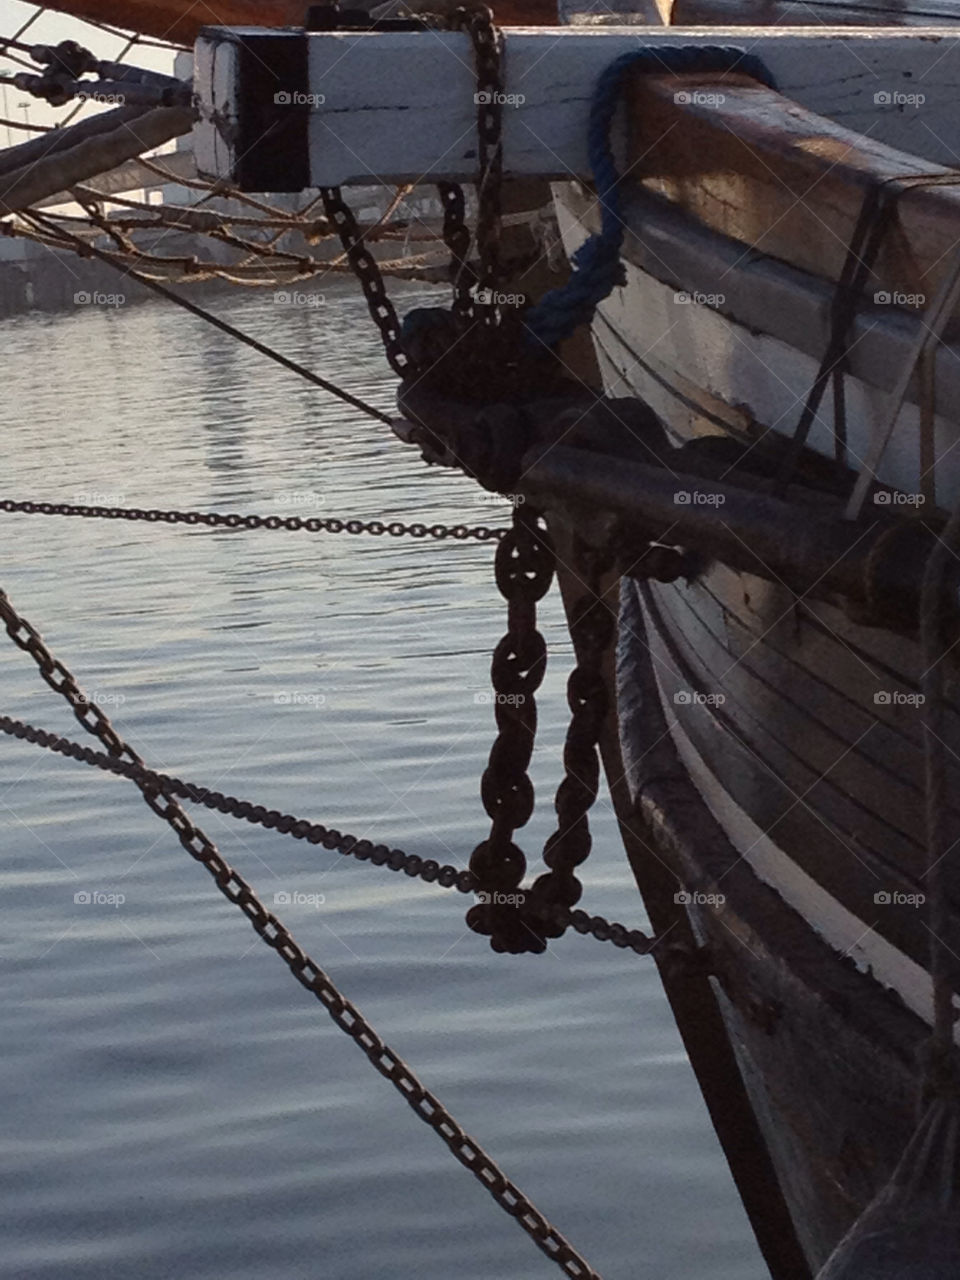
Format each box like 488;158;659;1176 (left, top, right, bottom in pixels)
0;281;766;1279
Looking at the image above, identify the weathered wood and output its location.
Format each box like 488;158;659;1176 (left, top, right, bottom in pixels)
40;0;557;41
193;27;960;187
616;576;924;1270
628;72;960;298
33;148;196;210
0;107;194;214
672;0;960;25
550;529;813;1280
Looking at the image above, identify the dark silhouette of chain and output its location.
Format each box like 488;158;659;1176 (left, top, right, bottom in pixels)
467;504;555;953
0;499;505;542
461;6;504;316
0;712;657;958
435;8;504;328
523;543;615;943
319;185;412;377
436;180;475;320
0;585;604;1279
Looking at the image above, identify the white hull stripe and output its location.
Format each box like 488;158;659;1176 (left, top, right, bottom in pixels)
652;665;938;1029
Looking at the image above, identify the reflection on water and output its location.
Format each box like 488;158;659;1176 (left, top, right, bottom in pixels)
0;281;765;1279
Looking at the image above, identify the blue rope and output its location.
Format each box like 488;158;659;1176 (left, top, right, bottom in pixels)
524;45;775;349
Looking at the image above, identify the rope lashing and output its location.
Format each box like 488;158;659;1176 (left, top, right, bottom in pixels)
523;45;775;350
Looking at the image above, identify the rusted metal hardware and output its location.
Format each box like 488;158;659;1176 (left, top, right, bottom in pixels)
461;5;504;322
0;711;659;957
521;445;949;635
436;180;475;321
522;539;614;942
0;587;602;1280
393;390;955;635
0;499;506;543
467;503;556;953
318;185;412;377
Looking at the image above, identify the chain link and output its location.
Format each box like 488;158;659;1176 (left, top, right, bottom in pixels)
523;542;615;941
436;180;476;321
461;6;504;318
318;185;413;377
467;504;556;953
0;712;657;957
0;499;505;543
433;8;504;330
0;586;604;1279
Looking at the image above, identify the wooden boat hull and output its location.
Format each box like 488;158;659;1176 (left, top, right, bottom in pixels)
552;158;960;1268
616;575;925;1271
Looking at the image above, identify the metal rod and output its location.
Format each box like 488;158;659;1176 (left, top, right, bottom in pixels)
521;445;932;626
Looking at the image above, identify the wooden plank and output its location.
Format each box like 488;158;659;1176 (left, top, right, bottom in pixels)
0;107;193;215
193;27;960;187
643;587;960;981
33;148;196;209
560;195;960;503
628;71;960;297
617;576;924;1267
673;0;960;25
40;0;558;42
40;1;316;44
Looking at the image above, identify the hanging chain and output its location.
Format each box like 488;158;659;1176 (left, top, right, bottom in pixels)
0;712;657;957
467;504;556;954
0;499;505;543
464;6;504;319
523;543;615;943
318;185;413;377
0;584;603;1279
436;180;476;321
434;7;505;328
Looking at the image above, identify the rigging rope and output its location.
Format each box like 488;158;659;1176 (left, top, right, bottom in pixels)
523;45;774;350
24;212;396;426
0;583;603;1280
846;235;960;521
777;171;960;498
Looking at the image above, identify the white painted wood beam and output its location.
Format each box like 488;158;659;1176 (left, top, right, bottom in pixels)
193;26;960;187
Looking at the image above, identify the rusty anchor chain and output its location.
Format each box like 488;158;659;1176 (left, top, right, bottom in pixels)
0;583;604;1280
468;522;617;953
524;543;615;940
0;711;658;958
435;7;504;327
467;503;556;953
464;5;504;320
318;184;413;377
0;498;505;543
436;180;476;322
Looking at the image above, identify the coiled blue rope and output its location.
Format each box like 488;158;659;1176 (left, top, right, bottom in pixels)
524;44;775;349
